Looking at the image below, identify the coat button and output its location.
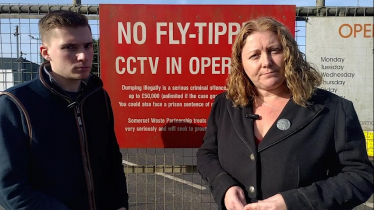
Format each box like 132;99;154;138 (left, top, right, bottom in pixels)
250;154;255;161
249;186;255;194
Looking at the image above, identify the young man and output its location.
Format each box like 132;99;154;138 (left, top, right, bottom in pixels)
0;10;128;210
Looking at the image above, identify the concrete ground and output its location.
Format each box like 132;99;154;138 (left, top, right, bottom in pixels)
0;171;373;209
0;148;373;209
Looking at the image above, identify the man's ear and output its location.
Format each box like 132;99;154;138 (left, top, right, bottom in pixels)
40;45;51;61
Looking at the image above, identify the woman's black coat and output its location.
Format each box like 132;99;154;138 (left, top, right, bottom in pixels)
196;89;374;210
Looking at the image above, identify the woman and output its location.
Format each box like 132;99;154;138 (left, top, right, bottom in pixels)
196;17;374;210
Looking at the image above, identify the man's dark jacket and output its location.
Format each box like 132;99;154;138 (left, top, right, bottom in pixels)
197;90;374;210
0;62;129;210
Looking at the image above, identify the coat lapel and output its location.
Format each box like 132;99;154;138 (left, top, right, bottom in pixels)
226;99;258;152
258;99;325;152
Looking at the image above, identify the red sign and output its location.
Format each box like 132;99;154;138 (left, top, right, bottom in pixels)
99;4;295;148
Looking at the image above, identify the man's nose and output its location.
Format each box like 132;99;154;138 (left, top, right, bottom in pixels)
77;49;87;61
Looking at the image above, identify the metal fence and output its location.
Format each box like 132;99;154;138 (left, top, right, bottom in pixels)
0;4;373;210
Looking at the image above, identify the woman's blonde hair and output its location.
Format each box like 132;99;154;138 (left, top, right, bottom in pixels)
226;17;322;107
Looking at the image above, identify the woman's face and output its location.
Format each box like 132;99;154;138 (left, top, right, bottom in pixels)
241;30;286;92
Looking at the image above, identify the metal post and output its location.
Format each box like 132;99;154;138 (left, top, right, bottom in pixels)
72;0;81;6
37;38;41;64
13;25;25;83
20;51;24;83
316;0;325;7
28;35;42;64
316;0;326;16
14;26;20;71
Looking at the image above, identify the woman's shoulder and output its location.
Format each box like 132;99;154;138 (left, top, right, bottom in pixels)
311;88;352;106
210;91;227;102
211;91;231;109
215;91;227;100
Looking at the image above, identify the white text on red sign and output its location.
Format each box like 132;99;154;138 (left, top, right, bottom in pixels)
118;22;245;45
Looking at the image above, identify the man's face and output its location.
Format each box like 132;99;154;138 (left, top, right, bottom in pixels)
41;26;93;84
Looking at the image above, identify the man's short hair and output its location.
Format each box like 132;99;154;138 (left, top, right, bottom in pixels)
38;10;91;44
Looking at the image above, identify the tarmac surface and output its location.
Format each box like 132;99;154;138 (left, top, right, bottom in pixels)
0;148;373;209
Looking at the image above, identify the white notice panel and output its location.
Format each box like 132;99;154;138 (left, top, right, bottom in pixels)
306;17;373;156
0;69;14;91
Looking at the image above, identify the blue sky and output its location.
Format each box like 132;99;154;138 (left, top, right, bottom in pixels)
0;0;372;63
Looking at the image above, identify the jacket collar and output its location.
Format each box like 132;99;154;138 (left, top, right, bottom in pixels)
226;96;325;152
38;62;103;98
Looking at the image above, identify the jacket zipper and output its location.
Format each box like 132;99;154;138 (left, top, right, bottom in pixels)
76;105;95;210
50;87;98;210
76;87;101;210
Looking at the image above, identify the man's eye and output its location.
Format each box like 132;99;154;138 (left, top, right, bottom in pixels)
85;44;93;49
63;46;75;50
